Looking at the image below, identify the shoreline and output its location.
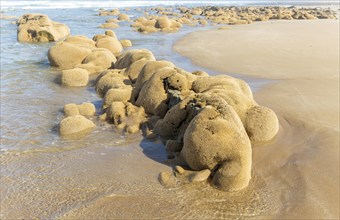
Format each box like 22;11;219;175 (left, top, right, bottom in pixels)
174;19;339;218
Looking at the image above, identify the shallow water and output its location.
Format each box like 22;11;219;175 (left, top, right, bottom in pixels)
0;2;337;219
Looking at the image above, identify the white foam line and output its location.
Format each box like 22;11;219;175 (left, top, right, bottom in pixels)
2;0;339;10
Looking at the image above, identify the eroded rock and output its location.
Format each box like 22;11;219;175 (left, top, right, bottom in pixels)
59;115;95;137
61;68;89;87
16;14;70;42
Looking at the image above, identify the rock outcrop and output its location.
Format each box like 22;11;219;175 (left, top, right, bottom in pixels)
130;6;336;34
85;48;279;191
16;14;70;42
48;30;128;87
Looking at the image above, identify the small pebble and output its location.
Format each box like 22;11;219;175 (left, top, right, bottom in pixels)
189;169;211;182
175;165;186;174
158;171;177;188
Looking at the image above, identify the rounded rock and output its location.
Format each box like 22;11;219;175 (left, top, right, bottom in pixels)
61;68;89;87
245;105;279;142
59;115;95;137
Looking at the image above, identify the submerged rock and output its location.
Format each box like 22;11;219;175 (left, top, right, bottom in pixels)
99;22;119;29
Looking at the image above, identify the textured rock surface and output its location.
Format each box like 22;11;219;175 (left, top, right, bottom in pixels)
16;14;70;42
59;115;95;137
61;68;89;87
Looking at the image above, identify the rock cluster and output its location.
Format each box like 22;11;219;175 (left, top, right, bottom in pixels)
1;12;17;20
130;6;336;33
55;47;279;191
98;8;121;16
131;16;183;33
49;7;299;190
98;11;131;29
59;102;96;137
16;14;70;42
48;30;128;86
84;49;279;191
199;6;337;24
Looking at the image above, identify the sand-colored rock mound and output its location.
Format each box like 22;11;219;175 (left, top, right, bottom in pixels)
59;115;95;137
245;105;279;142
124;59;150;83
103;86;133;108
48;36;95;69
129;6;336;33
16;14;70;42
94;34;123;56
118;13;130;21
95;69;131;98
120;39;132;47
48;31;128;77
105;102;146;133
153;96;194;140
61;68;89;87
135;67;196;117
132;15;183;33
60;46;280;191
81;48;116;71
98;9;120;16
133;60;176;100
99;22;119;29
192;75;256;123
114;49;156;69
181;98;252;191
64;102;96;117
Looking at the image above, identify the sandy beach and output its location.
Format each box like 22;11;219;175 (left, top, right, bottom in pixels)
174;19;339;218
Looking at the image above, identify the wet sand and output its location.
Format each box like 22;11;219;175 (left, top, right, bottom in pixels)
174;19;339;218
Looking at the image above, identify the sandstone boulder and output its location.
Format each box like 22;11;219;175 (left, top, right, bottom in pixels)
118;13;130;21
95;35;123;56
245;106;279;142
114;49;156;69
133;60;175;100
181;99;252;191
59;115;95;137
99;9;120;16
120;39;132;47
99;23;119;29
95;69;131;97
61;68;89;87
64;102;96;117
16;14;70;42
81;48;116;72
48;36;95;69
106;102;145;133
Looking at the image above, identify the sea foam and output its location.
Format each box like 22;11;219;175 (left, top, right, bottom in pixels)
2;0;338;10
